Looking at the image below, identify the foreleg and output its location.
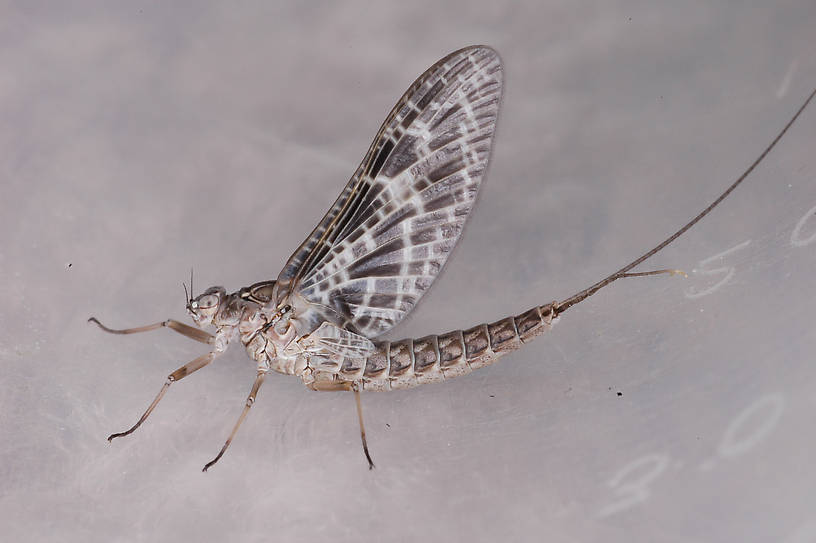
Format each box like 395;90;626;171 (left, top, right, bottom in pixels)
89;316;213;345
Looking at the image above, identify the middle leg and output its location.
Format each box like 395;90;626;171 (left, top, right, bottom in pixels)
203;371;267;472
108;351;216;442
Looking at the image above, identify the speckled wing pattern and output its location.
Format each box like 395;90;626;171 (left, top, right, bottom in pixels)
277;46;503;337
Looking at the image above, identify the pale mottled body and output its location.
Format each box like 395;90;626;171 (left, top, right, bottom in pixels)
210;285;556;391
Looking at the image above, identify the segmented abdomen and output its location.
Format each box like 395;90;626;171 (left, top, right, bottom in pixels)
334;302;557;391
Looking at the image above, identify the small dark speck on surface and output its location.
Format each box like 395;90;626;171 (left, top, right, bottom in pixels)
489;394;495;398
67;263;72;268
617;391;623;397
385;423;390;428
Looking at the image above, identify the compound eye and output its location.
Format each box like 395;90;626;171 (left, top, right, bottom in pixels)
197;294;219;309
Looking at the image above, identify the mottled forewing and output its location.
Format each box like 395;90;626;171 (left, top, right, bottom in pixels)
279;46;503;337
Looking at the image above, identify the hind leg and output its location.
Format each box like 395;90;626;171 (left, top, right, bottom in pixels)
312;380;374;470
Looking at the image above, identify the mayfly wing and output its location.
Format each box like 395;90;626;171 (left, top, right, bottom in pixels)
295;322;376;358
276;45;503;337
282;322;375;373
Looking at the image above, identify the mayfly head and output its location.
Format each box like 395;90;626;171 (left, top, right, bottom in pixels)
186;286;227;327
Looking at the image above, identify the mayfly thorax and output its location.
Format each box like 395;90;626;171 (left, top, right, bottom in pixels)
90;46;816;471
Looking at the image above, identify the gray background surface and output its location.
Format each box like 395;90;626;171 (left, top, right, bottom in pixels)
2;2;815;541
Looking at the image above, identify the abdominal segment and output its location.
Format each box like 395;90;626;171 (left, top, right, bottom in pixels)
309;302;557;391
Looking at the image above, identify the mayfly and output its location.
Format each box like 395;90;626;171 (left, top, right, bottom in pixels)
90;46;815;471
